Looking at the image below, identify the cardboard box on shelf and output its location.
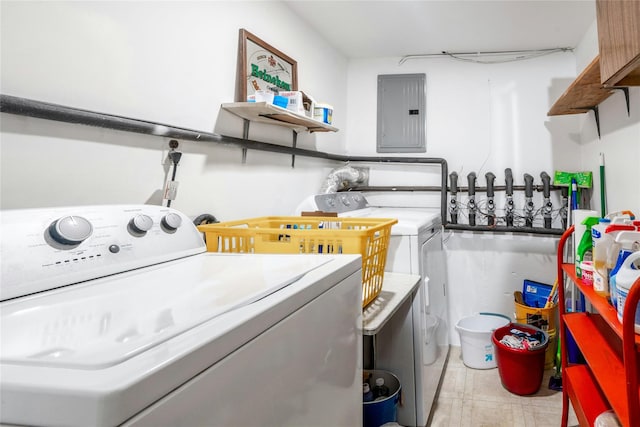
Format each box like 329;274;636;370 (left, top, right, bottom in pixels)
279;91;316;117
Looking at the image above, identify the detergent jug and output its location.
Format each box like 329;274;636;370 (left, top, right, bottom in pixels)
605;210;635;223
610;231;640;307
614;251;640;333
592;218;612;295
593;225;636;299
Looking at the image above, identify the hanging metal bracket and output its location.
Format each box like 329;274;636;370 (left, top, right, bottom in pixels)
611;87;631;116
589;105;601;139
242;119;250;164
291;131;298;168
573;105;601;139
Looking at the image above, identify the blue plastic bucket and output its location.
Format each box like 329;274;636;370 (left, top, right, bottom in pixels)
363;370;401;427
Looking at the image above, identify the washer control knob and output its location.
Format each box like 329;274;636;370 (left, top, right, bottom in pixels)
129;214;153;234
161;213;182;231
49;216;93;245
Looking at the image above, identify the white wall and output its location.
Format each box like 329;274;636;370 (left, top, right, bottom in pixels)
345;52;584;344
2;3;637;346
0;1;348;219
572;22;640;216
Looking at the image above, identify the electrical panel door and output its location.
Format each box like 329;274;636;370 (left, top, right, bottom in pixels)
377;74;426;153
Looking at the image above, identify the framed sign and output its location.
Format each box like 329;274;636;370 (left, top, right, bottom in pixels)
235;28;298;102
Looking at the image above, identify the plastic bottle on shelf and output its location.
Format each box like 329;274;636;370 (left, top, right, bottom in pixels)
576;217;599;279
593;235;614;296
609;231;640;307
592;218;612;295
594;224;637;299
363;382;374;402
372;377;390;400
614;251;640;333
605;210;635;223
592;218;611;248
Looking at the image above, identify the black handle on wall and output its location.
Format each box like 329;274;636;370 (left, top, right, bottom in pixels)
449;172;458;194
505;168;514;196
485;172;496;197
467;172;477;196
524;174;534;198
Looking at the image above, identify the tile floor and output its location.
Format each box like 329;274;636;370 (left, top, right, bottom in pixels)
429;346;578;427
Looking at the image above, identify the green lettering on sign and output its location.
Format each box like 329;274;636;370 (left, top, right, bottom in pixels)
249;63;291;91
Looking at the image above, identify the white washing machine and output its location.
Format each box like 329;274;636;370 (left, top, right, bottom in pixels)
297;192;450;427
0;205;363;427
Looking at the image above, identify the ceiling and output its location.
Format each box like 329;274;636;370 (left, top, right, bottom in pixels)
283;1;596;59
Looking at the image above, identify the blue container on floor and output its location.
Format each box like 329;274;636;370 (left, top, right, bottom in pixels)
363;370;401;427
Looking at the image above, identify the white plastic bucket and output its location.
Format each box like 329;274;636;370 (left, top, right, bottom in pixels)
455;313;511;369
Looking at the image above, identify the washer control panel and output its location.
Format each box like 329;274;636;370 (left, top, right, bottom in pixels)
314;192;369;213
1;205;205;301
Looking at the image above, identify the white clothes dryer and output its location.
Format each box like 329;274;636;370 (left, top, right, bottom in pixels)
297;192;450;426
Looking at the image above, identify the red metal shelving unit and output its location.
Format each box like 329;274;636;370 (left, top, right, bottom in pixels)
557;226;640;427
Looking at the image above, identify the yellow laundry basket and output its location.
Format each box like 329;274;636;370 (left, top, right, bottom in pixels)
198;216;397;307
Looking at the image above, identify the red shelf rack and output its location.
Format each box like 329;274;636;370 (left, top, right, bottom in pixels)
557;226;640;427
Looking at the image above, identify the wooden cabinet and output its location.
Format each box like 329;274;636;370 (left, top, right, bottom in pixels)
596;0;640;86
557;226;640;427
547;56;615;116
548;1;639;118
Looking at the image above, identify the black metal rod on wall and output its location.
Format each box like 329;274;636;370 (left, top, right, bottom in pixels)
0;94;450;228
444;223;564;236
0;94;565;237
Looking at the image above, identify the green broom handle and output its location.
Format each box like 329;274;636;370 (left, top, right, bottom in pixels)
600;153;607;217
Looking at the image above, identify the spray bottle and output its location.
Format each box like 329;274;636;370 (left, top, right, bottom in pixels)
575;216;599;281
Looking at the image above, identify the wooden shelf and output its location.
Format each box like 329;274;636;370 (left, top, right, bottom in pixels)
562;263;640;348
548;56;616;116
221;102;338;133
565;365;611;426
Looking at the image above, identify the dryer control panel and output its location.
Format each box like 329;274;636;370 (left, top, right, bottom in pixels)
1;205;205;301
314;192;369;213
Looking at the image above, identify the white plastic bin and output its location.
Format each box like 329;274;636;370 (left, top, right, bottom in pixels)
455;313;510;369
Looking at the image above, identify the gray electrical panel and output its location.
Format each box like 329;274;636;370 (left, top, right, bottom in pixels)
377;73;426;153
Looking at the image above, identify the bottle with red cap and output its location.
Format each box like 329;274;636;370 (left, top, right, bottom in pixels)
592;211;636;299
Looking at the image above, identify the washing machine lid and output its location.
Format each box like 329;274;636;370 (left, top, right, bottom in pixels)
0;252;361;427
339;207;441;235
1;253;330;369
